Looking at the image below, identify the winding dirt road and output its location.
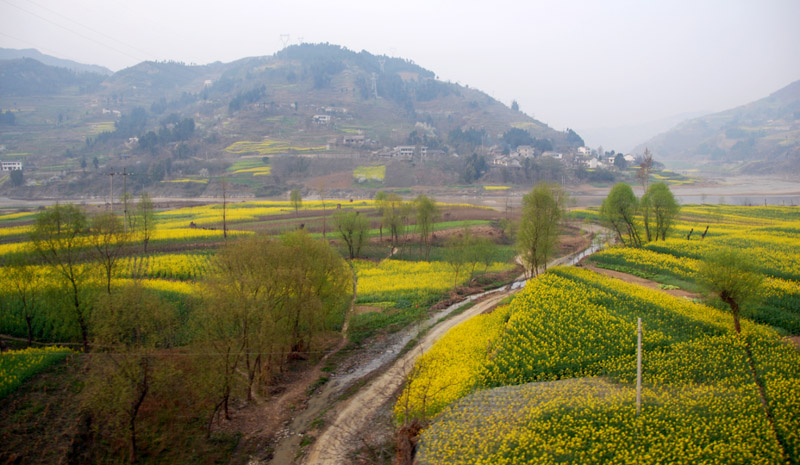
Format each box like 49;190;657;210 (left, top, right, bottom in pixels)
303;289;513;465
304;224;608;464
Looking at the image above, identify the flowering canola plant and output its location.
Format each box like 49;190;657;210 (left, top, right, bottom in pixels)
0;346;73;399
400;266;800;464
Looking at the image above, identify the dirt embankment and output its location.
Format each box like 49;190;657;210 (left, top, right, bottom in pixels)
303;290;513;465
582;264;702;300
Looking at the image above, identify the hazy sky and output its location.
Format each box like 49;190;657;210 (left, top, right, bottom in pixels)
2;0;800;149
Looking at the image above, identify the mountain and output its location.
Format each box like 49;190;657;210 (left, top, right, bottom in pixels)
0;48;112;75
634;80;800;173
579;110;709;154
0;43;582;198
0;58;105;96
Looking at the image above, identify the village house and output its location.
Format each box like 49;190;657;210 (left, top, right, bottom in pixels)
1;161;23;171
514;145;536;158
492;156;521;168
393;146;427;158
342;134;366;146
312;114;331;125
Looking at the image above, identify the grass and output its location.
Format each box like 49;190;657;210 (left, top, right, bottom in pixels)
161;178;209;184
225;139;326;155
353;165;385;182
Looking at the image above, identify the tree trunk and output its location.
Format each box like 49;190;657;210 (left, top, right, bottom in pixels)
129;359;149;464
721;293;741;334
25;316;33;347
106;267;112;294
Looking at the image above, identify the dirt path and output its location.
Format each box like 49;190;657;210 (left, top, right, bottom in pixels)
303;289;512;465
302;224;607;464
582;264;702;300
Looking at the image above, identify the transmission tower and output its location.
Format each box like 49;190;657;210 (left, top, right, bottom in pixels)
378;57;386;73
280;34;291;49
371;72;379;99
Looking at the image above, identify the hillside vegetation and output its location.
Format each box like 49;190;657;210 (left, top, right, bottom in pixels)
398;205;800;464
637;80;800;174
0;43;581;198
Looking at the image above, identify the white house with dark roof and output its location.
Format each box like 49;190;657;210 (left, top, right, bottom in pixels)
1;161;22;171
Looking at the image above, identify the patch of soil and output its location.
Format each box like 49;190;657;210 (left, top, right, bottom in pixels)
787;336;800;349
305;171;357;191
222;353;340;464
557;224;592;255
355;305;384;315
583;264;702;300
0;355;88;465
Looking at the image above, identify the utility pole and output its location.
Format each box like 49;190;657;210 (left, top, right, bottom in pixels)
106;171;116;213
106;169;134;223
636;317;642;416
119;168;133;233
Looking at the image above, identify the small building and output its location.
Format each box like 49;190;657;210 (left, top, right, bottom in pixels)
342;135;366;145
515;145;535;158
542;151;563;160
1;161;23;171
313;115;331;125
492;156;521;168
393;146;427;158
577;146;592;156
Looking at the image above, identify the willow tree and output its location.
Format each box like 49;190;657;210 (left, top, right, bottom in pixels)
517;183;567;277
374;190;388;241
3;252;41;347
89;283;178;463
201;231;351;426
698;249;763;335
333;209;370;259
290;189;303;216
382;193;406;248
30;203;93;352
698;249;789;460
600;183;642;247
89;212;128;294
132;192;156;253
641;182;681;241
415;195;439;260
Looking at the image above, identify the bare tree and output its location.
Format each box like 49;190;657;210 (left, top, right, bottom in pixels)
637;148;654;190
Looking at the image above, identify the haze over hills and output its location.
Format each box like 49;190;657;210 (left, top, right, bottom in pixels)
0;47;112;75
580;110;709;154
0;43;585;198
635;79;800;173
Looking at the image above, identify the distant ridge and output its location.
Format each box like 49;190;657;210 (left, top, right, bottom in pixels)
635;79;800;173
0;47;112;75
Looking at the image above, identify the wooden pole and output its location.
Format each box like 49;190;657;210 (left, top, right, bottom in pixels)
636;317;642;416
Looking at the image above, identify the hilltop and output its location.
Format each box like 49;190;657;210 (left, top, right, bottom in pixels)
635;79;800;174
0;48;112;75
0;43;584;199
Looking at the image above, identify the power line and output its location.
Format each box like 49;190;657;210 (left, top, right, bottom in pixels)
1;0;148;63
16;0;159;60
0;30;67;58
